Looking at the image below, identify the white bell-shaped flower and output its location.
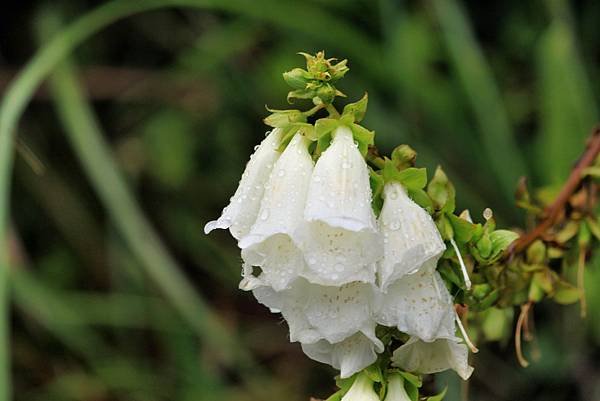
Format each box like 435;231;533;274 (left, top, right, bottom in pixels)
303;332;383;379
375;261;455;342
378;182;445;291
391;336;474;380
298;126;381;286
204;129;283;240
238;133;314;290
383;373;411;401
252;278;380;345
341;371;380;401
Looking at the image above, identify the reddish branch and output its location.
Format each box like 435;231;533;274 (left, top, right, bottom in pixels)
509;125;600;255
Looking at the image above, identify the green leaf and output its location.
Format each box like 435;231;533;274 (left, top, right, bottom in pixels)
364;364;383;383
342;93;368;122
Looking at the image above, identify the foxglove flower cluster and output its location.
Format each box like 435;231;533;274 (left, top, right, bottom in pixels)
204;51;481;401
205;124;473;380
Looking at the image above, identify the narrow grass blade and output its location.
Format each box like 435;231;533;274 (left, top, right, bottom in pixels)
431;0;528;201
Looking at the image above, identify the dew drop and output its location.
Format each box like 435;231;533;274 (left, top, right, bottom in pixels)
390;220;400;230
277;169;286;177
341;161;352;169
260;209;270;220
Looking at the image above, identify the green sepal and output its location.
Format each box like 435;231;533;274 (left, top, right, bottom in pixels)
335;374;356;393
286;88;315;103
438;263;463;287
276;122;315;152
447;213;478;243
407;188;433;214
324;389;344;401
342;93;368;123
477;288;500;310
425;387;447;401
314;117;340;138
488;230;519;261
263;108;306;127
382;160;427;190
349;123;375;157
436;214;454;241
364;364;383;383
282;67;311;89
427;166;456;213
397;371;422;388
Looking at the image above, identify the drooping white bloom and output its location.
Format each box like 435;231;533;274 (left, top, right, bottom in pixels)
204;129;282;240
391;336;474;380
341;371;380;401
383;373;411;401
238;133;313;290
303;332;383;379
297;126;382;286
375;262;455;342
252;278;380;345
378;182;445;291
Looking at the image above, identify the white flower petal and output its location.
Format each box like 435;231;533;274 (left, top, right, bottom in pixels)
375;262;455;342
302;332;384;379
238;134;313;290
378;182;445;291
253;278;379;344
392;336;474;380
204;129;282;240
383;373;411;401
299;126;381;285
340;371;380;401
304;126;377;231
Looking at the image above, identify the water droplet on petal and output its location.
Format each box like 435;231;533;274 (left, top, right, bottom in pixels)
277;169;285;177
260;209;270;220
390;220;400;230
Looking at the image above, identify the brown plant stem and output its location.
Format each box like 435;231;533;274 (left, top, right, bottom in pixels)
508;126;600;255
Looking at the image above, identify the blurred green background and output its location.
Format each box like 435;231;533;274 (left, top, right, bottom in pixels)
2;0;600;400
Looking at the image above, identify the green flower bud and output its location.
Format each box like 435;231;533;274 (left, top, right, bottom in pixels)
282;68;311;89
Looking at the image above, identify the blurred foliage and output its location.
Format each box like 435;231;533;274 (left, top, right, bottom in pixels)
2;0;600;400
